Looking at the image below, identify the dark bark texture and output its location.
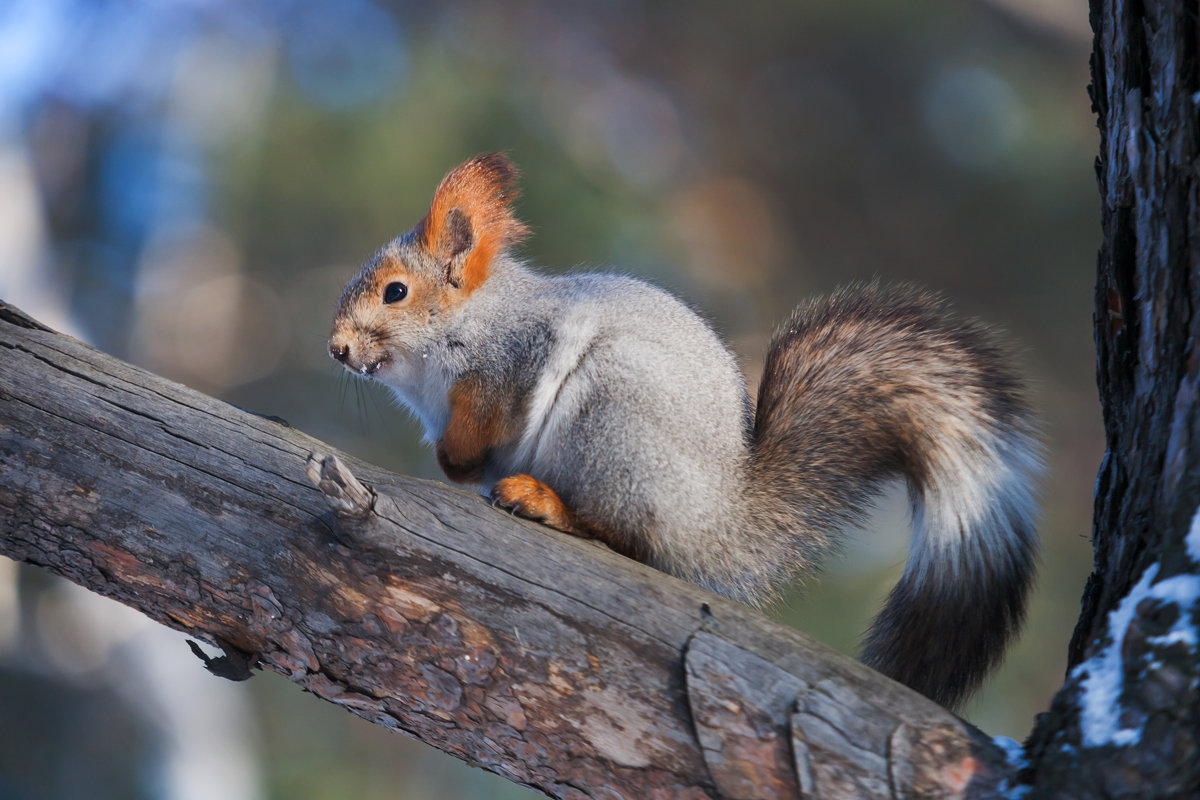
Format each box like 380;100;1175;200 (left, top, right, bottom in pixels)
1022;1;1200;797
0;300;1014;800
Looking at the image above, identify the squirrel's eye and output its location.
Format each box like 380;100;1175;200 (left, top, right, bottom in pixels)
383;282;408;304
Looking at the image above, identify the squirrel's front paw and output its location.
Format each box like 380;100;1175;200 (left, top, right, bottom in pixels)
492;475;578;534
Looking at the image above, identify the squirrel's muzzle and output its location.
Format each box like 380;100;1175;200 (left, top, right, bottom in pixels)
328;335;387;377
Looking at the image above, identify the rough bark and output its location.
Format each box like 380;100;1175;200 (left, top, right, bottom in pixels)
0;300;1013;800
1021;1;1200;797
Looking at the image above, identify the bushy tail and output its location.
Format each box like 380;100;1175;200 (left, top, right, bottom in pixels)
749;284;1040;709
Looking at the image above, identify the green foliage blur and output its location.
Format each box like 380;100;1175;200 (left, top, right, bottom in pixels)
0;1;1099;798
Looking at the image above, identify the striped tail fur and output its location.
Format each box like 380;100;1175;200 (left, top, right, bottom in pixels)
749;284;1041;709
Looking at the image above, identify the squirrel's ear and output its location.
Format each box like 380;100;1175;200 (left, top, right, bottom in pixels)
416;153;528;293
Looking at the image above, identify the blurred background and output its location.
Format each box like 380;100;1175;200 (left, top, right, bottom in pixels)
0;0;1099;798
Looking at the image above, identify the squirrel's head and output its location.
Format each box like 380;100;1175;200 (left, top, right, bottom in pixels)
328;152;527;380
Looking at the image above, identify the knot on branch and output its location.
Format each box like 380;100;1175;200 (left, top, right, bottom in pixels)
306;452;375;520
187;638;258;681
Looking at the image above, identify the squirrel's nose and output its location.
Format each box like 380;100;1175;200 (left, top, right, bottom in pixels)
329;342;350;363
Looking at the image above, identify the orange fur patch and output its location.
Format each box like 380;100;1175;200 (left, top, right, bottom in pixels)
437;373;517;483
492;475;576;532
419;153;529;293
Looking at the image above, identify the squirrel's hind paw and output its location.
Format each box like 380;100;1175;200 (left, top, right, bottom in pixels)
492;475;584;536
492;475;645;560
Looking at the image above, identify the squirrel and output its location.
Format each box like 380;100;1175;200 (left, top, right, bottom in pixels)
327;153;1041;710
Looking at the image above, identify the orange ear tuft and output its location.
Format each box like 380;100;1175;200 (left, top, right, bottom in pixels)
418;153;529;293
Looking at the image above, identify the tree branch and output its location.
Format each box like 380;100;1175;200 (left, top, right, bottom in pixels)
0;300;1014;799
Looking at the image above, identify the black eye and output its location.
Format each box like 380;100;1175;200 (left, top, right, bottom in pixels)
383;282;408;304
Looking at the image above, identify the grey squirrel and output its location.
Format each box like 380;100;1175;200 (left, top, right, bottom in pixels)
327;153;1041;710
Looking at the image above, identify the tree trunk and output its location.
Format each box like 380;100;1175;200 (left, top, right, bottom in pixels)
0;300;1013;800
1021;2;1200;797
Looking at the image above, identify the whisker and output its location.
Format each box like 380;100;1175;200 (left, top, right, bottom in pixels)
355;379;371;436
366;378;388;422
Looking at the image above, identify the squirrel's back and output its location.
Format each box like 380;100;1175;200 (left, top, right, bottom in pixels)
485;269;758;573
